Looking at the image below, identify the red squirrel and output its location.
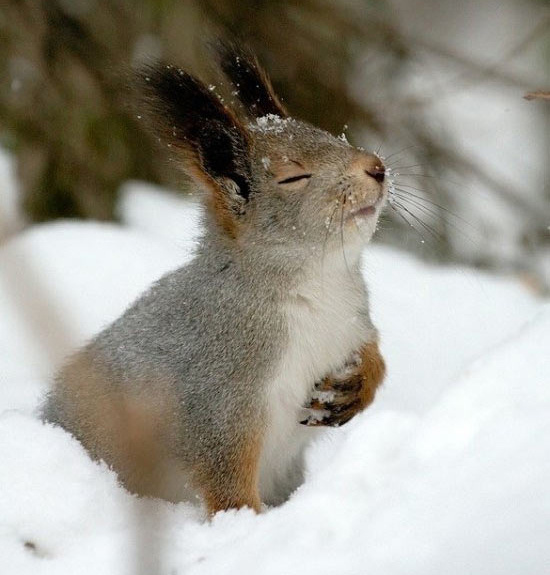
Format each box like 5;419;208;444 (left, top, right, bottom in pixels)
42;42;387;514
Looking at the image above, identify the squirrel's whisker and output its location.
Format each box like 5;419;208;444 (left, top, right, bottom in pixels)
393;184;474;228
391;198;442;241
388;202;427;242
381;144;418;162
390;199;435;242
392;190;478;246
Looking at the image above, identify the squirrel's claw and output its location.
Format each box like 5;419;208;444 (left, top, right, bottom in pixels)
320;398;361;426
314;373;362;393
301;378;363;427
299;398;360;427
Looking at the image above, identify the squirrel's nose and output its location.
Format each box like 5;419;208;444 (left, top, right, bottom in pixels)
349;153;386;183
365;165;385;183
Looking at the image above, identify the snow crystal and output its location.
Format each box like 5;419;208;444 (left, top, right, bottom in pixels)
311;389;336;403
250;114;293;134
302;408;329;425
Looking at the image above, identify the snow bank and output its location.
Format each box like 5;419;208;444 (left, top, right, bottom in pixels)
0;182;548;574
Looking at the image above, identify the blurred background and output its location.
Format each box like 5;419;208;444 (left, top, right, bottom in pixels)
0;0;549;289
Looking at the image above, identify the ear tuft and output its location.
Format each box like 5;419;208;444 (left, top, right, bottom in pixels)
214;41;288;119
137;63;251;198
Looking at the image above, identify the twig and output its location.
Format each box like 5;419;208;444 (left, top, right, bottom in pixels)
524;91;550;101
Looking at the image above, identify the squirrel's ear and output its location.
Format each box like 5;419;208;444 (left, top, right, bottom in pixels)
215;41;288;119
138;64;252;207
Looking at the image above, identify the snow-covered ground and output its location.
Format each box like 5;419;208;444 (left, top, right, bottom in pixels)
1;181;549;574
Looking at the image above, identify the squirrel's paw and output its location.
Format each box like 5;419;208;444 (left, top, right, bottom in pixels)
300;342;386;428
300;373;363;428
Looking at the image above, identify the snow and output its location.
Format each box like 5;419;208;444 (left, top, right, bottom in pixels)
0;179;549;574
251;114;293;134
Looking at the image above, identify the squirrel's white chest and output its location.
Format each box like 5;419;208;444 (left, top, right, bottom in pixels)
258;268;370;504
282;278;367;389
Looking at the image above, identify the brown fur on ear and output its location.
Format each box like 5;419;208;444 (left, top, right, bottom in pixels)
215;40;288;119
187;161;240;239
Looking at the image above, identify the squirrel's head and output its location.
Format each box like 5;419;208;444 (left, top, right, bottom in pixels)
139;42;387;264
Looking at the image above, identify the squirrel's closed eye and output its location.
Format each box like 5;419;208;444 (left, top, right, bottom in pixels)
277;174;312;185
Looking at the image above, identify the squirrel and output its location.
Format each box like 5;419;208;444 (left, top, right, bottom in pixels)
41;42;387;515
